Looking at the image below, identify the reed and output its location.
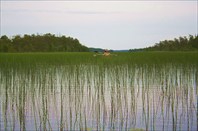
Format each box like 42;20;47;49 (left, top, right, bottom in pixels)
0;52;197;130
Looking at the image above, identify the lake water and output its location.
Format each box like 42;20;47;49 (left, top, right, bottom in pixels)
0;64;197;130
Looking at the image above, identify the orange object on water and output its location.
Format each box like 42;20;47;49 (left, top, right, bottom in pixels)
103;49;110;56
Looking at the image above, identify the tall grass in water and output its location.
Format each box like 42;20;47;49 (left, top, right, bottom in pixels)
0;52;198;67
0;52;197;130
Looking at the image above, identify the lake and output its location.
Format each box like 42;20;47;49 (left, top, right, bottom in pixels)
0;52;197;130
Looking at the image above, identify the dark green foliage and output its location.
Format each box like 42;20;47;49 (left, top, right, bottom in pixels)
89;47;104;52
145;35;198;51
129;35;198;52
0;33;89;52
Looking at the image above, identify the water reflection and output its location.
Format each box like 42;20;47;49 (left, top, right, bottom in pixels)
0;64;197;130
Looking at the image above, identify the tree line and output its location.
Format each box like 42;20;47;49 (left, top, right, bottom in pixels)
129;35;198;52
0;33;89;52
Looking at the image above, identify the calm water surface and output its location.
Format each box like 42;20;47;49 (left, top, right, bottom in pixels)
0;64;197;130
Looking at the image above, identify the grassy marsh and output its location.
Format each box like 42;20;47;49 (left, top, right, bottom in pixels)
0;52;197;130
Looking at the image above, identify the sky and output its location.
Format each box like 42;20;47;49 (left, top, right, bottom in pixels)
0;0;197;50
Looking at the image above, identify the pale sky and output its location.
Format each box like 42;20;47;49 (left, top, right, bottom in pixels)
0;1;197;50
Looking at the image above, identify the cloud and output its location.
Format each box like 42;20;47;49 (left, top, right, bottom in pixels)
2;8;121;15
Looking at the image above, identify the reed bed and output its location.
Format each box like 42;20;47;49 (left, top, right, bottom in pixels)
0;52;197;130
0;52;198;67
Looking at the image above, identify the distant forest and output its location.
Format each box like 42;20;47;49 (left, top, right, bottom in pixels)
0;33;89;52
1;34;197;53
130;35;198;52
